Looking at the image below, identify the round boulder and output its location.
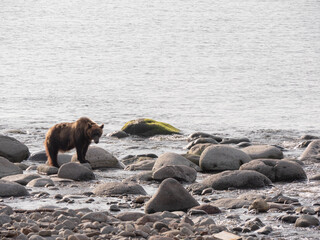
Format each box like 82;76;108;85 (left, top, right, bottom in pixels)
240;159;307;182
295;215;319;228
121;118;180;137
145;178;199;213
201;170;272;190
71;146;123;169
0;180;29;197
300;140;320;161
199;145;251;171
0;156;23;178
0;135;29;162
242;145;283;159
37;164;58;175
58;162;95;181
93;182;147;196
153;152;201;172
152;165;197;183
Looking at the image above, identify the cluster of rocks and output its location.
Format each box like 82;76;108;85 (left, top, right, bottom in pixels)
1;125;320;239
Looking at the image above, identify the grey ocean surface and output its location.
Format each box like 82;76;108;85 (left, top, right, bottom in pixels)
0;0;319;154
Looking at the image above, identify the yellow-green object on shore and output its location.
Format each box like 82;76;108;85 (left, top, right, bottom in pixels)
121;118;180;137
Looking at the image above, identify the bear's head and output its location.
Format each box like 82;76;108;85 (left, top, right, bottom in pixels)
88;122;104;144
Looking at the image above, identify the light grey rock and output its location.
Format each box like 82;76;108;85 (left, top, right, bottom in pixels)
152;165;197;183
300;140;320;161
153;152;201;172
220;137;250;144
0;180;29;197
116;211;145;221
145;178;199;213
37;164;58;175
125;159;155;171
27;178;55;187
72;146;123;169
58;163;95;181
0;213;11;225
0;156;23;178
187;132;222;142
0;135;29;162
81;212;109;222
242;145;283;159
93;182;147;196
199;145;251;171
2;173;41;185
240;159;307;182
187;143;213;156
123;171;153;183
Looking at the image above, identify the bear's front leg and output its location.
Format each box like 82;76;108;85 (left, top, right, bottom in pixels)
81;143;90;164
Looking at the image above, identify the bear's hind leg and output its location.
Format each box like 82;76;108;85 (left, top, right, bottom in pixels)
45;144;59;168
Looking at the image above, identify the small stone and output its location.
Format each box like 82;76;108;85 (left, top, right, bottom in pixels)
109;205;120;212
256;226;272;235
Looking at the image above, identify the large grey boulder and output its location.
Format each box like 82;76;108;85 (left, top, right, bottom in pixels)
72;146;123;169
0;157;23;178
1;173;41;185
145;178;199;213
58;162;95;181
152;165;197;183
300;140;320;161
0;135;29;162
199;145;251;171
153;152;201;172
240;159;307;182
191;170;272;191
242;145;283;159
93;182;147;196
0;180;29;197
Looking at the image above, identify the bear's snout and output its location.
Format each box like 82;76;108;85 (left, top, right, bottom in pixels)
93;136;100;144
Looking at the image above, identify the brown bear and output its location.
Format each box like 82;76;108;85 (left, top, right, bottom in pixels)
44;117;104;168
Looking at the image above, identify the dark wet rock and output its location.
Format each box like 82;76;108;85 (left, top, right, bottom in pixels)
0;180;29;197
0;156;23;178
153;152;201;171
271;193;299;204
58;162;95;181
199;145;251;171
300;140;320;161
310;174;320;180
220;137;250;144
240;159;307;182
212;198;250;209
181;154;200;166
93;182;147;196
152;165;197;183
116;211;145;221
72;146;123;169
242;145;283;159
0;135;30;162
108;130;129;138
125;159;155;171
0;205;13;215
37;164;58;175
121;118;180;137
145;178;199;213
27;178;55;187
187;132;222;142
245;217;265;231
280;214;299;223
123;171;153;183
28;150;47;162
297;140;312;148
2;173;41;185
186;137;218;150
190;204;221;214
248;199;269;212
301;135;319;140
295;215;319;227
187;143;214;156
0;213;11;225
199;170;272;190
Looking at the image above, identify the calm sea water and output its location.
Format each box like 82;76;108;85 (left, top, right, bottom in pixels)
1;0;320;154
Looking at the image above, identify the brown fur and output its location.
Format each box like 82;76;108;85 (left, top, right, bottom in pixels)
44;117;104;167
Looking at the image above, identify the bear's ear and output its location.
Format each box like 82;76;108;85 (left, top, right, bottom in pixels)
88;123;92;129
100;124;104;129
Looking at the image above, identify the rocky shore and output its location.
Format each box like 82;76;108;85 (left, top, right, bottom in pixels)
1;120;320;240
